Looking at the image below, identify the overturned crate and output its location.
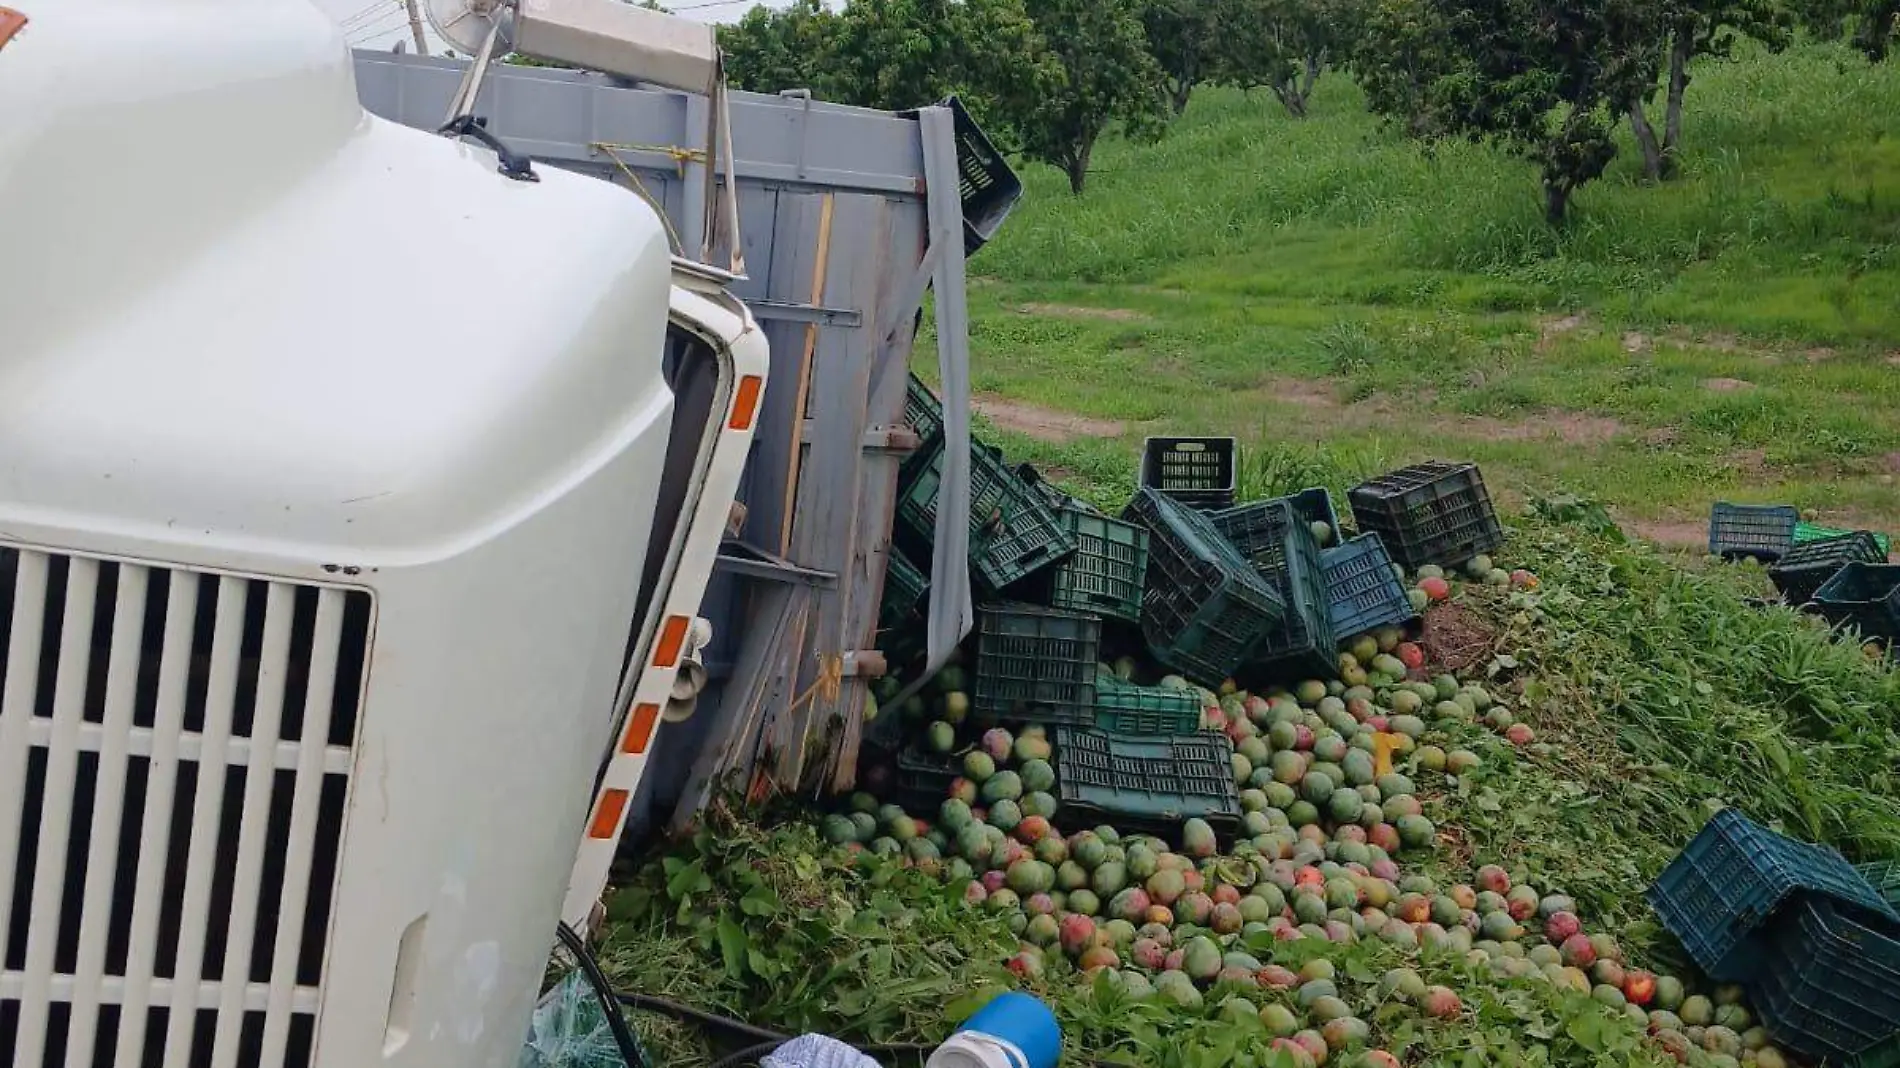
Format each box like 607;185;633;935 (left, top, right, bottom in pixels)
1123;487;1285;685
1322;532;1416;639
972;603;1103;726
898;440;1076;593
1051;726;1241;844
1349;461;1504;569
1708;502;1800;563
1211;497;1337;681
1770;531;1886;607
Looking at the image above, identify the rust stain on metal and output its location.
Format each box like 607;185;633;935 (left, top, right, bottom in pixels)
0;9;27;51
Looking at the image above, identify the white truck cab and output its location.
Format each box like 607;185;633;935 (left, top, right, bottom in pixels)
0;2;764;1065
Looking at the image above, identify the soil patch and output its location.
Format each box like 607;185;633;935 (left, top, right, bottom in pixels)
1256;376;1343;410
1703;377;1756;393
1536;313;1588;353
1456;412;1623;446
1422;603;1499;673
1622;331;1652;354
1016;302;1149;323
972;396;1126;443
1725;449;1770;477
1622;517;1708;552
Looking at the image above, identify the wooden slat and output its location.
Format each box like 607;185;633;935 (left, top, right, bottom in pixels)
782;193;891;787
741;187;823;560
824;200;929;789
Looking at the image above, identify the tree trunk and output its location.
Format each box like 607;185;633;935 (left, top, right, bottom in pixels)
1299;53;1323;105
1663;28;1692;164
1628;101;1665;183
1858;0;1900;60
1273;80;1308;118
1169;76;1194;115
1544;180;1571;227
1066;138;1094;195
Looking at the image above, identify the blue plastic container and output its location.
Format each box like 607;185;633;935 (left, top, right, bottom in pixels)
930;992;1061;1068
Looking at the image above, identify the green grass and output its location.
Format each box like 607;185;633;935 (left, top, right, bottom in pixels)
957;42;1900;542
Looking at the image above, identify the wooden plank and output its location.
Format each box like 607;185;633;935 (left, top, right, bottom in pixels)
777;192;836;555
823;200;929;790
781;193;891;787
740;189;825;556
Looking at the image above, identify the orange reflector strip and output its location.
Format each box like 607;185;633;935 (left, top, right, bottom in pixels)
588;789;630;840
653;616;689;669
728;374;763;432
622;703;661;754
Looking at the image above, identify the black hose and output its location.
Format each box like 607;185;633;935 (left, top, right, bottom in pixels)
708;1039;783;1068
616;992;788;1044
706;1038;937;1068
556;922;655;1068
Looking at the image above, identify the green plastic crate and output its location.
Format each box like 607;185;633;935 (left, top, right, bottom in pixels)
1283;487;1343;548
1093;673;1201;735
1747;896;1900;1062
897;441;1076;592
880;548;929;631
905;373;944;445
1770;532;1887;606
1852;1036;1900;1068
1860;860;1900;911
1799;521;1893;558
1122;487;1285;685
893;745;960;810
1211;497;1338;682
972;603;1102;726
877;547;929;665
1813;563;1900;645
1041;501;1149;623
1051;726;1241;843
1647;808;1899;983
902;373;944;481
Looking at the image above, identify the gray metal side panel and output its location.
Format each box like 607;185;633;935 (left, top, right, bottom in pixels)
352;53;928;198
348;53;968;832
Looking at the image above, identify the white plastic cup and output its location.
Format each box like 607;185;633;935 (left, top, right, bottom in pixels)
925;1031;1032;1068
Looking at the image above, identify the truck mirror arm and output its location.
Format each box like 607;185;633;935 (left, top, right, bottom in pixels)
438;114;539;182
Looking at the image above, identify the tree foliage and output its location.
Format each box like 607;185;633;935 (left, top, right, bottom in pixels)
1357;0;1659;225
1213;0;1362;117
1789;0;1864;38
1624;0;1792;181
1855;0;1900;58
719;0;1156;193
718;0;845;97
1021;0;1172;192
1142;0;1226;114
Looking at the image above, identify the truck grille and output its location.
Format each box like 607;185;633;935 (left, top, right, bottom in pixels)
0;547;372;1068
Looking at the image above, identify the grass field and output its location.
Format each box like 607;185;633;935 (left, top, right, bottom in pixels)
952;42;1900;547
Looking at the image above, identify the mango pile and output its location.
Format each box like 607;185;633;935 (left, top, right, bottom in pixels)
830;552;1799;1068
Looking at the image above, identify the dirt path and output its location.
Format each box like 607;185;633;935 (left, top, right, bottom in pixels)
973;396;1128;443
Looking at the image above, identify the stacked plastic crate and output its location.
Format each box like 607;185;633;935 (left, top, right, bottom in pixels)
1649;809;1900;1065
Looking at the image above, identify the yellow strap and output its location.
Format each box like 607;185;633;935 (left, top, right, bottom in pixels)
595;140;709;171
592;143;684;254
784;653;845;718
